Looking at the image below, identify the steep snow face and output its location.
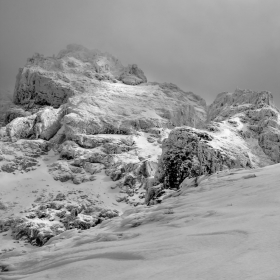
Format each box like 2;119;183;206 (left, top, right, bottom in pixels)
1;164;280;280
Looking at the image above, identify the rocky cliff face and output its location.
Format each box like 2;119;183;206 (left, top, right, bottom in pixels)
207;88;280;163
10;44;206;142
2;44;208;189
13;44;148;108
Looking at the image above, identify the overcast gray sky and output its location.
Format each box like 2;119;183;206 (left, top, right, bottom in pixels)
0;0;279;107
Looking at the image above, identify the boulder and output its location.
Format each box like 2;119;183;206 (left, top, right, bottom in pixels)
4;106;64;141
38;107;64;140
5;115;36;141
120;64;147;85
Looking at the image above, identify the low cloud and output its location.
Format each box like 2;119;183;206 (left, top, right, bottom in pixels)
0;0;279;107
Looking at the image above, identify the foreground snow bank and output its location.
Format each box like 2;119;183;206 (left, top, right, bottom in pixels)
1;163;280;279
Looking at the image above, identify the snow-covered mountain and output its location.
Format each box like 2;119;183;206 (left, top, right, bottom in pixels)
0;45;280;279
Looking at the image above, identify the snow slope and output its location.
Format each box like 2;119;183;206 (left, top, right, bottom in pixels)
1;163;279;279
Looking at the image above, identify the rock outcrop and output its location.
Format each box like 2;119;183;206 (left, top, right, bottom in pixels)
0;195;119;246
120;64;147;85
207;88;276;122
4;106;64;141
13;66;76;108
9;44;206;143
0;140;51;173
155;124;252;189
13;44;148;109
5;114;37;141
208;88;280;163
0;91;13;127
48;132;162;205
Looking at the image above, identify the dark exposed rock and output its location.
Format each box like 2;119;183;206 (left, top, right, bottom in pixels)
1;156;38;173
155;127;252;189
0;197;120;246
120;64;147;85
258;129;280;162
14;67;75;108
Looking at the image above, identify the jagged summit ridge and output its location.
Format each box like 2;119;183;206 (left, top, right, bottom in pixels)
7;44;207;142
13;44;148;107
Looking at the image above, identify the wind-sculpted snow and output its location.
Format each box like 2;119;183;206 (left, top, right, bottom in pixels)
1;164;280;279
